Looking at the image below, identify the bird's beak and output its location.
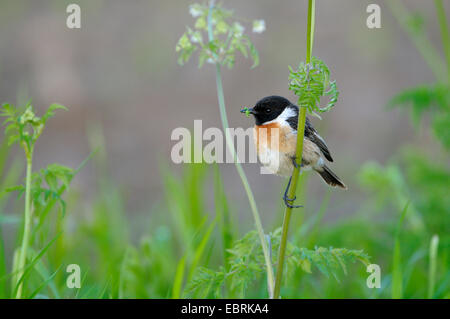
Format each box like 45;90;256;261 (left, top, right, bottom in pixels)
240;107;256;115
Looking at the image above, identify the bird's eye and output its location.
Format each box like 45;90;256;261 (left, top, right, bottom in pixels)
265;108;271;113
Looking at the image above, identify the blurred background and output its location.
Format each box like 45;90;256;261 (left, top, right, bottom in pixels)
0;0;448;298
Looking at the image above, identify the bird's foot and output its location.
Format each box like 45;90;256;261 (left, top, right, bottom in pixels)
291;157;303;169
283;194;303;209
283;176;303;209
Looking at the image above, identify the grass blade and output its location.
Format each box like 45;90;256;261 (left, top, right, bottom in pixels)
28;265;62;299
171;255;186;299
0;227;6;297
214;165;234;270
12;233;61;298
187;219;217;282
428;234;439;298
392;203;409;299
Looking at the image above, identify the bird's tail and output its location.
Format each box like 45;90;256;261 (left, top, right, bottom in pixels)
315;165;347;189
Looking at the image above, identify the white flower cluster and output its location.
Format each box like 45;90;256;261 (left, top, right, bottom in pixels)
189;4;203;18
252;20;266;33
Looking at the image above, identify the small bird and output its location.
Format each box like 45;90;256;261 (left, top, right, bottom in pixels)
241;95;347;208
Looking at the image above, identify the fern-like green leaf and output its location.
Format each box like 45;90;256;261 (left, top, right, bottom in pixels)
185;229;371;297
388;84;450;125
290;247;370;282
289;57;339;114
184;267;226;298
432;111;450;149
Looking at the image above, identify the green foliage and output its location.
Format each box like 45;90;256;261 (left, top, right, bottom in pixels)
176;3;263;68
359;142;449;236
6;164;73;217
288;57;339;116
1;102;66;157
290;247;370;281
0;101;83;298
433;112;450;150
392;204;409;299
359;155;449;298
213;166;235;271
117;163;227;298
185;230;265;298
1;103;74;219
1;142;445;298
185;229;370;298
389;84;450;149
357;2;450;298
359;149;449;297
0;139;22;298
0;1;447;301
427;234;439;298
118;231;176;298
162;162;210;245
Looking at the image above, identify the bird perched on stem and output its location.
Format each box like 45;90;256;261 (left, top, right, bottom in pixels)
241;95;347;208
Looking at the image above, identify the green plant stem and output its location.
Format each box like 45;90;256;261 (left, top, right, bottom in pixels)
15;152;33;299
434;0;450;83
427;234;439;299
207;0;275;298
392;203;408;299
273;0;315;299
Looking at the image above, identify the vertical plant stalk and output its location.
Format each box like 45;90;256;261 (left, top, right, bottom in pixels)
207;0;275;298
15;150;33;299
427;234;439;299
434;0;450;83
273;0;315;299
391;203;408;299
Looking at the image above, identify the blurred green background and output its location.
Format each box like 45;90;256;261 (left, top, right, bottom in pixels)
0;0;448;298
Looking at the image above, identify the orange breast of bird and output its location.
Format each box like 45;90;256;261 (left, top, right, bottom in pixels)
254;122;296;156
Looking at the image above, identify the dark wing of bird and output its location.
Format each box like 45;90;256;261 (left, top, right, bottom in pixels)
305;118;333;162
286;106;334;162
305;117;334;162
